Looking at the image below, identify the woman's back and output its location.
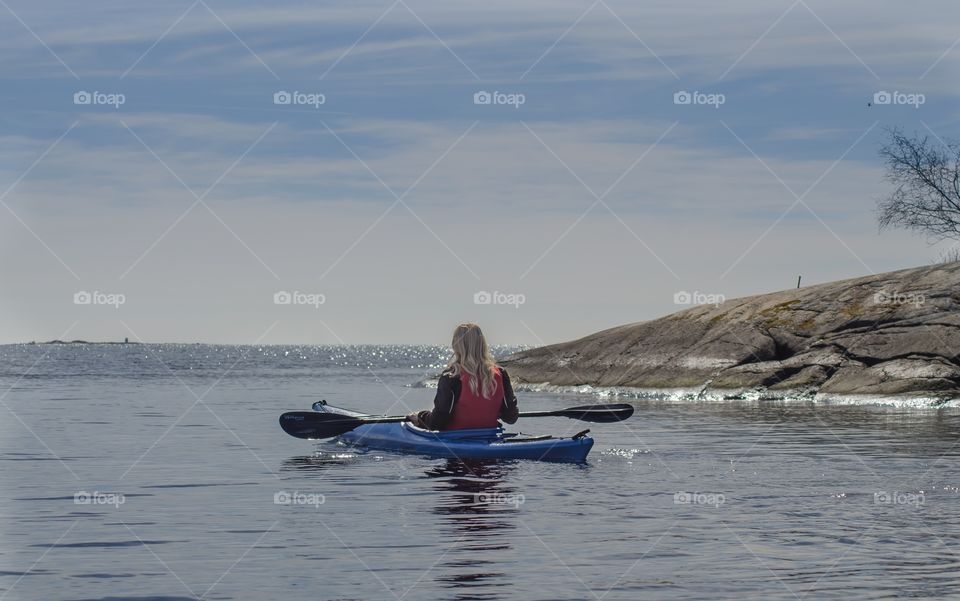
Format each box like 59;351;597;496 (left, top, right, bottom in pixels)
407;323;519;431
445;368;504;430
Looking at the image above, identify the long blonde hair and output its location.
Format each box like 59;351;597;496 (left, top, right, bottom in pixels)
447;323;498;399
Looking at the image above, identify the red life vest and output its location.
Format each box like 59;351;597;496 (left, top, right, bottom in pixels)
446;368;504;430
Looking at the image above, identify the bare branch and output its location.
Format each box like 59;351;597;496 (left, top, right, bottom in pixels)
877;127;960;242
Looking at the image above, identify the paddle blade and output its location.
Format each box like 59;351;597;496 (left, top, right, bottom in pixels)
554;403;635;423
279;411;366;439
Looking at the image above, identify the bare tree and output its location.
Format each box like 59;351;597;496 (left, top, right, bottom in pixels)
878;128;960;241
935;245;960;263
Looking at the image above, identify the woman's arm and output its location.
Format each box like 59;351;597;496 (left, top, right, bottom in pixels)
411;373;460;430
499;367;519;424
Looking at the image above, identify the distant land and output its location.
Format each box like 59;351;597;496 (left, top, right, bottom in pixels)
31;339;139;345
502;263;960;403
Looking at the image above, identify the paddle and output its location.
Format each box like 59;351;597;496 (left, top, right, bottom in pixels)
279;403;635;440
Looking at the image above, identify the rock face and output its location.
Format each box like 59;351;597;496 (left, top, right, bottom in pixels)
501;263;960;399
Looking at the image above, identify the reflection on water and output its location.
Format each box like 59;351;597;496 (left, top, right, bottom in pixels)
425;460;518;601
620;399;960;460
280;449;361;471
277;453;522;600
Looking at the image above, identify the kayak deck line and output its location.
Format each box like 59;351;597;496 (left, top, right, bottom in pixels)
499;434;553;443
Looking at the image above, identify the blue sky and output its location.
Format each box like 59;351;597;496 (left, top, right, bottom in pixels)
1;0;958;344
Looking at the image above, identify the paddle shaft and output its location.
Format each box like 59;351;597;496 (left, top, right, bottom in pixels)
517;409;583;418
280;402;634;440
320;406;630;423
326;410;589;423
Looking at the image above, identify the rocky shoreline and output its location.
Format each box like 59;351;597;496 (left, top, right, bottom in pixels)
501;263;960;404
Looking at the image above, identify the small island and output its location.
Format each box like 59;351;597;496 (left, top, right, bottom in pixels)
31;338;139;345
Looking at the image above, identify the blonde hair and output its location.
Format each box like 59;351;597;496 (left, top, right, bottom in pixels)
447;323;498;399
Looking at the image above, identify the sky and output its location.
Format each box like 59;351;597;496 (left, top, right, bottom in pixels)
0;0;958;345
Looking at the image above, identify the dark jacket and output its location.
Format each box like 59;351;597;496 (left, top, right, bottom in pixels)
415;366;519;430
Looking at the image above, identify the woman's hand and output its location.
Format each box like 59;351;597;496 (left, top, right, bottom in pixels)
405;412;421;427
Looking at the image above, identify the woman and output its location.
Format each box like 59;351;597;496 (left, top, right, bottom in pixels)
407;323;519;431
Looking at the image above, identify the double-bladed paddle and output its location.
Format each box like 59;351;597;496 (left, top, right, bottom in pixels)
279;403;635;440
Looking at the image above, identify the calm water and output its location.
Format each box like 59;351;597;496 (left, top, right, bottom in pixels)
2;343;960;600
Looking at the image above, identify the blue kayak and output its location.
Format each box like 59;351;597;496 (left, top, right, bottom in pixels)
312;402;593;463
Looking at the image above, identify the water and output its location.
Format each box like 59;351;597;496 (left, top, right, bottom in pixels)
2;343;960;600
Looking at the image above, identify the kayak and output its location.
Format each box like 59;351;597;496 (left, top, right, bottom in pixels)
311;402;594;463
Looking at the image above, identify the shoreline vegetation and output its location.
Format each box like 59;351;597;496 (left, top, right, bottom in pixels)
500;263;960;404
